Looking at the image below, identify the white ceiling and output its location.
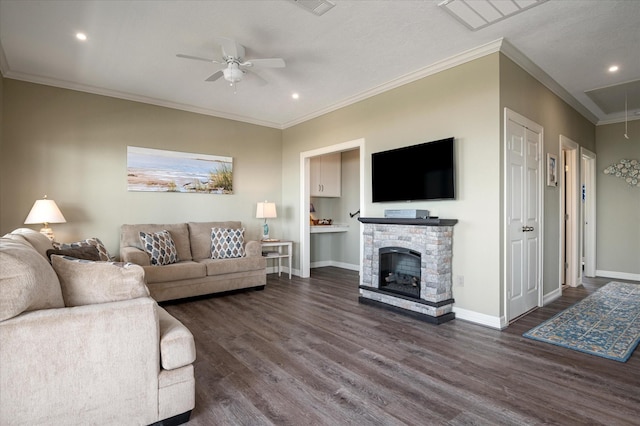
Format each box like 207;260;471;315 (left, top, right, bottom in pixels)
1;0;639;129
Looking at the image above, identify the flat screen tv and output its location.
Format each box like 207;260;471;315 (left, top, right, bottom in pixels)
372;137;455;202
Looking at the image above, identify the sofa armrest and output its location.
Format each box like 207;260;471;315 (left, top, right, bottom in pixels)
0;298;160;425
245;240;262;257
121;246;151;266
157;307;196;370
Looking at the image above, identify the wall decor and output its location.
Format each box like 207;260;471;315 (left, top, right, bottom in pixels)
603;159;640;187
127;146;233;193
547;153;558;187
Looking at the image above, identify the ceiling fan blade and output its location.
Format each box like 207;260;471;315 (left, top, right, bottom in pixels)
176;53;222;64
216;37;243;59
243;58;286;68
205;70;224;82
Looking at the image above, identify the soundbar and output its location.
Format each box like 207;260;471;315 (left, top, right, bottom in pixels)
384;209;430;219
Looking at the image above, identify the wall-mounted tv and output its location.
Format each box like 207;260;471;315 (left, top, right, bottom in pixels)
372;137;455;202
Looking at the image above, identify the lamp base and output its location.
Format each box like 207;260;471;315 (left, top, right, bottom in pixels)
262;222;270;240
40;227;55;241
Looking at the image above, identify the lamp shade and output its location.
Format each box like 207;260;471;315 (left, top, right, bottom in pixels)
256;201;277;219
24;197;66;225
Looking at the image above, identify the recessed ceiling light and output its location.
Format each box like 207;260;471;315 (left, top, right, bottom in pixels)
292;93;300;100
76;33;87;41
608;65;619;72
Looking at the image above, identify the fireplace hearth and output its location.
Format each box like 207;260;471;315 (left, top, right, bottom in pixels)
358;217;457;324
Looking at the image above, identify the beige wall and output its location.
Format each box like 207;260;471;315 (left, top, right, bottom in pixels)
0;79;283;256
3;49;625;324
499;55;596;297
283;54;503;318
0;76;4;155
595;120;640;276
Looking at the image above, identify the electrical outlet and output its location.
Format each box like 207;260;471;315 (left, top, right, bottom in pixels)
455;275;464;287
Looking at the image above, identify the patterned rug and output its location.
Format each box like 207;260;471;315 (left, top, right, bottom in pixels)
523;281;640;362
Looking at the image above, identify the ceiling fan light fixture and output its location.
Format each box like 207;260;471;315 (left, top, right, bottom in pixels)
223;63;244;83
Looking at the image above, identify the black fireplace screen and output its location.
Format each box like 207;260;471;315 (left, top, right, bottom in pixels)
379;247;421;299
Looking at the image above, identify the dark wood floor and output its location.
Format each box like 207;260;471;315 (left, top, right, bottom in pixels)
163;268;640;426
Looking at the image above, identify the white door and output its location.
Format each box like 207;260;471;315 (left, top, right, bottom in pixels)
505;109;543;321
560;136;580;287
581;148;597;277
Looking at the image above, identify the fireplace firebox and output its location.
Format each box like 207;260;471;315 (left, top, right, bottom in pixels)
379;247;421;299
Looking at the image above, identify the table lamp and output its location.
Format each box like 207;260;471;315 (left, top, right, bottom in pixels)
24;195;67;241
256;201;277;240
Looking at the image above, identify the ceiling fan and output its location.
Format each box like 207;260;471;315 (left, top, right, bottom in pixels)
177;37;285;88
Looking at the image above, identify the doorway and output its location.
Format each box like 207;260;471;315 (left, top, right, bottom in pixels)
581;148;597;277
504;108;544;322
560;135;579;287
299;138;365;279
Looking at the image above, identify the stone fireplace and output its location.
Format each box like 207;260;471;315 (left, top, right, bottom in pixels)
358;217;457;324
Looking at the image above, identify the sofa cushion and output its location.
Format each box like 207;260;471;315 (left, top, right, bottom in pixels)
188;221;241;260
8;228;54;259
211;227;245;259
200;255;266;276
122;223;192;261
157;307;196;370
139;230;179;266
51;256;149;307
0;238;65;321
53;237;113;261
142;261;206;284
46;246;101;262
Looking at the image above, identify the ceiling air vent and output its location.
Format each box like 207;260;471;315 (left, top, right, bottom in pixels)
288;0;335;16
438;0;548;31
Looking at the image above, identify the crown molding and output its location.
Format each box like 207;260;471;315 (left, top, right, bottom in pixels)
282;39;505;129
1;69;283;129
597;115;640;126
3;36;603;129
498;39;599;125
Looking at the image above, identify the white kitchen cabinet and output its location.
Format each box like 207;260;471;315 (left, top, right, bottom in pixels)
310;153;341;197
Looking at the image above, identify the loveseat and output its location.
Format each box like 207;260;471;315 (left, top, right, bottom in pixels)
0;228;196;425
120;221;266;302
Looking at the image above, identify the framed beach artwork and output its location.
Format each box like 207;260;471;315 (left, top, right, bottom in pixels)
547;153;558;187
127;146;233;194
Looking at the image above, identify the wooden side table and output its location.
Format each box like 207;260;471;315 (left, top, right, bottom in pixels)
261;240;292;279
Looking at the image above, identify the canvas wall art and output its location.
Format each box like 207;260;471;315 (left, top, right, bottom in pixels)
127;146;233;194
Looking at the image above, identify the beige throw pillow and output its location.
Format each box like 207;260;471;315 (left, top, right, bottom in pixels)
0;239;64;321
51;256;150;307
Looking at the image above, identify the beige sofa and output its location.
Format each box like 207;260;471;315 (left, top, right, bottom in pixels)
0;228;196;426
120;221;266;302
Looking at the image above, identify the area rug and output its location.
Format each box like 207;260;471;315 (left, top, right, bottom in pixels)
523;281;640;362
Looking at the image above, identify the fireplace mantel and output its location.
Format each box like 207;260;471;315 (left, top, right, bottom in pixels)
358;217;458;226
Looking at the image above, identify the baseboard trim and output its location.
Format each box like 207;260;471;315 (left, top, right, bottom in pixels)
452;306;505;330
543;287;562;305
595;270;640;281
310;260;359;271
